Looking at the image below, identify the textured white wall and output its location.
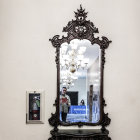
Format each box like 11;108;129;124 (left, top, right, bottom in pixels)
0;0;140;140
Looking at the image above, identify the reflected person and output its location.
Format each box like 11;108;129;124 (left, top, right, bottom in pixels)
60;87;71;122
80;99;85;106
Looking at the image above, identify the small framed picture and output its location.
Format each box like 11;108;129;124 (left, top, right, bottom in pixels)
26;91;45;124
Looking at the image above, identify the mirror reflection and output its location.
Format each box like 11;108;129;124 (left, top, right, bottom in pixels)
59;39;101;123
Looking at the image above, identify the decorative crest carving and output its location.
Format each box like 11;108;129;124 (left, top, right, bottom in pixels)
74;5;88;24
63;5;98;39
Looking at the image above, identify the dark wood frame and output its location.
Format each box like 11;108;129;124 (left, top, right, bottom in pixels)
48;5;112;140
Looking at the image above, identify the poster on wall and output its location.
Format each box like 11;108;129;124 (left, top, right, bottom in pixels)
26;91;45;124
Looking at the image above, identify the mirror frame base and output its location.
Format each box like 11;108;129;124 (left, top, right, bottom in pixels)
48;129;111;140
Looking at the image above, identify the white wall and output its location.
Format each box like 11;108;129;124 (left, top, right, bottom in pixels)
0;0;140;140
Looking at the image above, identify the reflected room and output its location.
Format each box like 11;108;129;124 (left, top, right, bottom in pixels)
59;39;101;123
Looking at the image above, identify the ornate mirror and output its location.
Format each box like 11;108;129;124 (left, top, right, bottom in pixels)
49;5;111;140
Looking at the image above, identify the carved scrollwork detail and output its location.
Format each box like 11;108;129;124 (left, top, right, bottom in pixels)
48;113;58;127
74;5;87;24
99;135;112;140
102;113;111;127
75;25;87;36
100;36;112;49
48;127;58;140
107;136;112;140
63;5;98;40
49;35;61;48
53;98;57;106
93;135;111;140
50;6;111;51
55;47;60;65
103;98;107;107
77;121;84;127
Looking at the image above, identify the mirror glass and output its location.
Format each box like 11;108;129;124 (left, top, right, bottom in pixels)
59;39;101;123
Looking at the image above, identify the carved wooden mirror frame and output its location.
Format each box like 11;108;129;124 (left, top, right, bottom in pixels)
48;5;111;139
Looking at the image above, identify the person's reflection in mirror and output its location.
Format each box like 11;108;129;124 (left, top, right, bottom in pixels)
80;99;85;106
60;87;71;122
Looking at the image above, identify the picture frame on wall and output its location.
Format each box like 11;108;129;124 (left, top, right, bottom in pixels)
26;91;45;124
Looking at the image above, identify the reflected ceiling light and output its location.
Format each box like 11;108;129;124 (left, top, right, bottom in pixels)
60;71;78;89
60;44;89;73
90;72;100;78
71;44;78;50
94;79;100;83
94;83;99;87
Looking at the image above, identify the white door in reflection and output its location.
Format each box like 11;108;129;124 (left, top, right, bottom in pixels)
60;39;101;123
